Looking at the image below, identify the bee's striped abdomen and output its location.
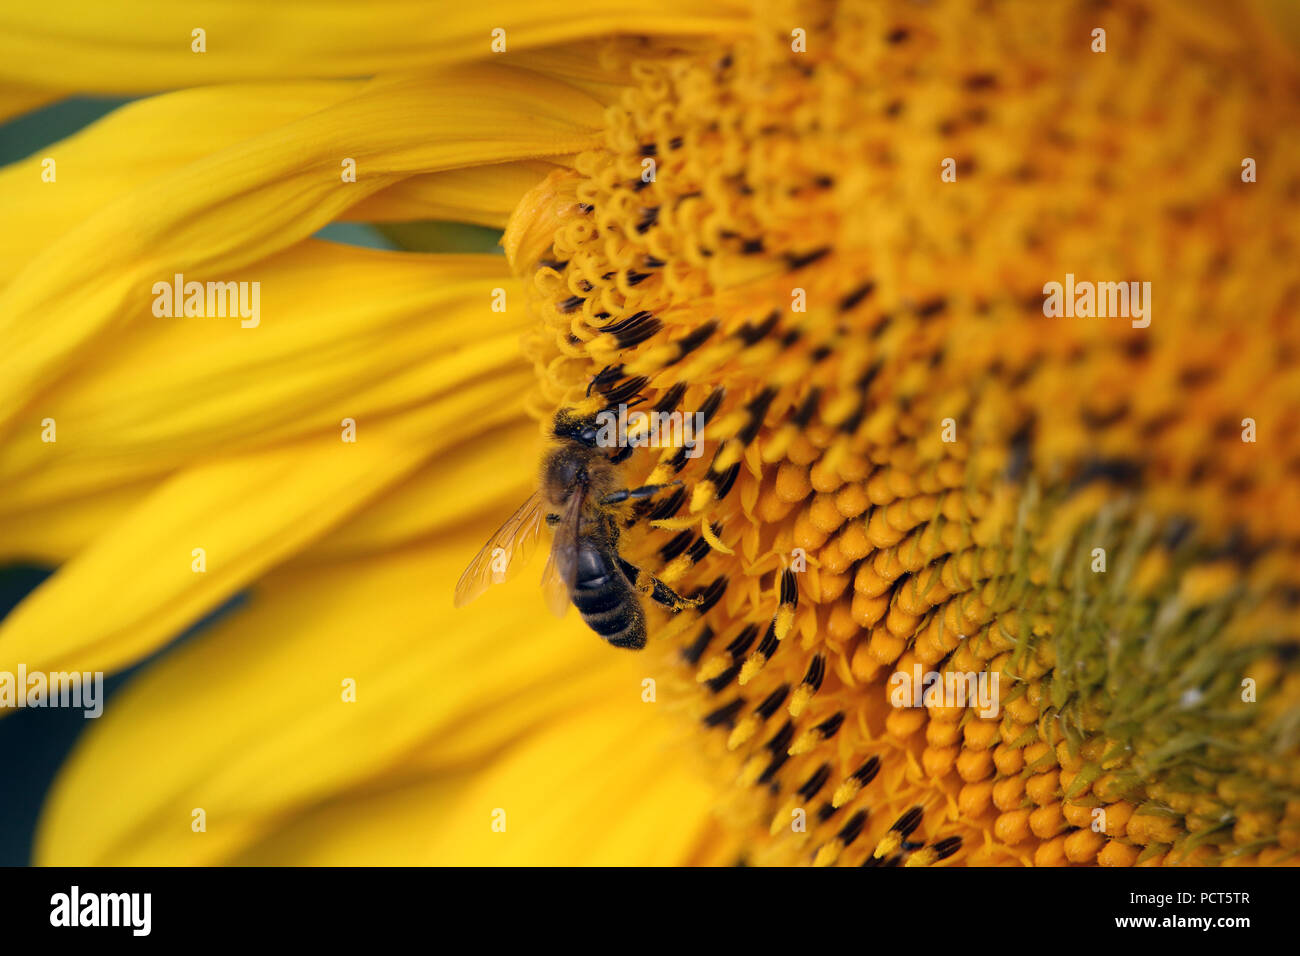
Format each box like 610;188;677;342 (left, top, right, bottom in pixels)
571;543;647;649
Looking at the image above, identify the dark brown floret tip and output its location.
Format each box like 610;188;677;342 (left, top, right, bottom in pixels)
704;697;745;728
798;764;832;800
892;806;925;836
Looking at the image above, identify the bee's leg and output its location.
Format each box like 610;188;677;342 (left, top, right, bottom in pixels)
618;557;701;612
600;480;682;505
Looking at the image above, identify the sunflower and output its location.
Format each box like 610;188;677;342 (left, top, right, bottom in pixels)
2;0;1298;867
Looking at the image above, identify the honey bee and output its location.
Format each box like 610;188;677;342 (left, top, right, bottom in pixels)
454;406;698;649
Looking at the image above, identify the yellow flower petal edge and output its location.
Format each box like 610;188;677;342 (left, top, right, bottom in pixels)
342;160;566;229
0;81;360;286
0;0;748;93
300;417;541;563
34;535;620;865
0;413;540;568
0;82;59;123
0;478;160;565
0;64;605;435
0;366;530;679
0;244;525;513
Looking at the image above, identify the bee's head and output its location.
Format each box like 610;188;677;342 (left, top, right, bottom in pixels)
552;407;601;447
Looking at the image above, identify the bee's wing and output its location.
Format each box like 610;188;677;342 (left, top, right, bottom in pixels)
540;484;584;618
454;491;548;608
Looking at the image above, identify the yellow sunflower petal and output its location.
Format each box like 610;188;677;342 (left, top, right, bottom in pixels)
34;533;624;865
227;773;478;866
0;478;159;564
0;1;747;93
224;676;720;865
0;366;530;679
0;81;359;285
342;160;565;228
1;407;540;567
303;418;540;562
0;243;525;513
425;698;720;866
239;696;724;865
0;65;604;433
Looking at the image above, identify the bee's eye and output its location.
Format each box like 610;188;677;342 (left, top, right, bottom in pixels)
579;426;598;445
